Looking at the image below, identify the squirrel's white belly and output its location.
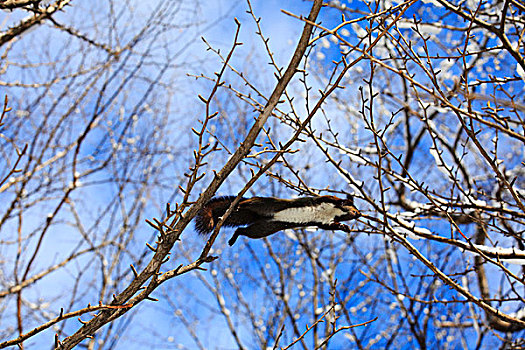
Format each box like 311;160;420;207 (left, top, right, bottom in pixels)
271;203;344;225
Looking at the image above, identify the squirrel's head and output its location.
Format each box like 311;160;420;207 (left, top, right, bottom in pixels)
318;195;360;221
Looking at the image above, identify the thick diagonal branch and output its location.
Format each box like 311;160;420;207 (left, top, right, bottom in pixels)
56;1;324;348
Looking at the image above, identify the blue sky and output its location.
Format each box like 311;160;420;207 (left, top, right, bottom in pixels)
1;0;524;348
0;1;326;348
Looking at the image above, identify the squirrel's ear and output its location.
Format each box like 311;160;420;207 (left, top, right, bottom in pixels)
345;193;354;204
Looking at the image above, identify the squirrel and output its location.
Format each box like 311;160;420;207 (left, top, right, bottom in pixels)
195;195;360;246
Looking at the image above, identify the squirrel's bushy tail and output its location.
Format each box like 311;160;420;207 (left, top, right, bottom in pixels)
194;196;238;235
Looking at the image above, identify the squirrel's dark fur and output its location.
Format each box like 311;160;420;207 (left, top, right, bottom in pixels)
195;195;360;245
